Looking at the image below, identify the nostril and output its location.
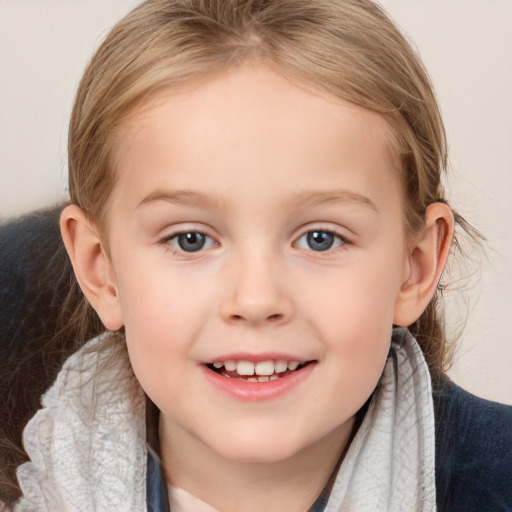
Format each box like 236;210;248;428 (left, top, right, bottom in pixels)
229;313;283;324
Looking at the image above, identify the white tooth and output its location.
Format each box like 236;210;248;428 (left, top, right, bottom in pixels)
247;377;258;382
257;376;269;382
269;375;279;381
213;362;223;369
274;360;288;373
237;361;255;376
255;360;275;376
288;361;300;371
224;360;237;372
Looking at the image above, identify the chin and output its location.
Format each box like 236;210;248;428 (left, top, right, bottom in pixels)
207;428;309;465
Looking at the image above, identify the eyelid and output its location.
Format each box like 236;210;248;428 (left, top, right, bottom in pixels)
293;225;351;251
170;232;216;250
160;224;219;255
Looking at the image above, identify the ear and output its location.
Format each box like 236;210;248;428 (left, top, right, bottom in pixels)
393;202;454;327
60;204;124;331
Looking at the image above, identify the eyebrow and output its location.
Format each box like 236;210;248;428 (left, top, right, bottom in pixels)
138;188;378;212
138;190;222;209
289;189;378;212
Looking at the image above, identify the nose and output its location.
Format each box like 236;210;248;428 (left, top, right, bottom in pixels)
219;253;293;327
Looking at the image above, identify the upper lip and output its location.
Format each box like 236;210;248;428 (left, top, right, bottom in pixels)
202;352;310;364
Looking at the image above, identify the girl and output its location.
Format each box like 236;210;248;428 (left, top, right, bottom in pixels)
3;0;511;510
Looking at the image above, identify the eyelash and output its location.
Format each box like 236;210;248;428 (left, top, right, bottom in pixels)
294;229;348;253
160;227;350;256
162;230;217;255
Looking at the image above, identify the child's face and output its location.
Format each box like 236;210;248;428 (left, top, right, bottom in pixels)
105;65;411;464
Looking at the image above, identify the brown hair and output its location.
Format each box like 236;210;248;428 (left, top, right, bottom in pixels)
2;0;475;506
68;0;455;368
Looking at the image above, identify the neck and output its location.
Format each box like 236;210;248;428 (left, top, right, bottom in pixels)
159;416;354;512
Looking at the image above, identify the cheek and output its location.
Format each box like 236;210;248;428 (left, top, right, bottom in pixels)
296;251;403;385
113;254;219;383
113;265;183;369
300;258;402;335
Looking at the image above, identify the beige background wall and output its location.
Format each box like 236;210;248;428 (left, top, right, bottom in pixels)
1;0;511;403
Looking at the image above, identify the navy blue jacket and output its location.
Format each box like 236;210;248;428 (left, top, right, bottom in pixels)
433;377;512;511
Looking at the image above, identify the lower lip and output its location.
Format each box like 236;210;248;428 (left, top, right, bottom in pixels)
201;363;316;401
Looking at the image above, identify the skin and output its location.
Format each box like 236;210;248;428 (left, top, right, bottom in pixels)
61;64;454;512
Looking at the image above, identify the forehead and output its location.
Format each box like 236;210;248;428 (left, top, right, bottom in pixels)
110;64;401;214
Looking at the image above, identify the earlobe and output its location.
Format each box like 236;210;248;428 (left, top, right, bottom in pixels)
60;204;124;331
393;202;454;327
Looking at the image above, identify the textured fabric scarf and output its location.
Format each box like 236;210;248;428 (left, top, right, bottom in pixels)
16;337;147;512
15;329;435;512
323;327;436;512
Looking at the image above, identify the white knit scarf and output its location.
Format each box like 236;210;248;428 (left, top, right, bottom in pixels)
15;329;435;512
324;327;436;511
15;337;147;512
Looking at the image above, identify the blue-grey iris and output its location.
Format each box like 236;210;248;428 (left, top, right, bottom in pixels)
307;231;334;251
177;232;206;252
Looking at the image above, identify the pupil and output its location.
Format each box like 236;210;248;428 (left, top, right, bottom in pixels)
307;231;334;251
178;232;206;252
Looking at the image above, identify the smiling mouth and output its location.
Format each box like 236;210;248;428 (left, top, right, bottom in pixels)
206;359;313;382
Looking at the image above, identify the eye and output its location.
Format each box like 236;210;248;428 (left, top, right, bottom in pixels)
168;231;216;253
295;230;345;252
